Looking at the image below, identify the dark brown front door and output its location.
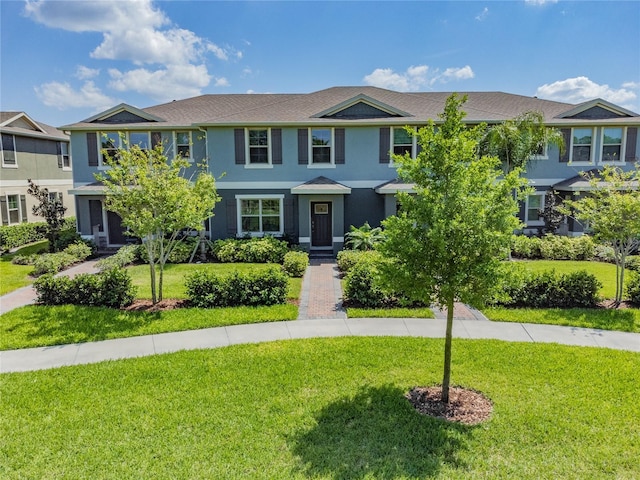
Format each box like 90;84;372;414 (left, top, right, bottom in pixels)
311;202;332;247
107;211;127;245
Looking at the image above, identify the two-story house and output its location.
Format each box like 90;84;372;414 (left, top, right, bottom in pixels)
1;112;75;226
62;87;640;253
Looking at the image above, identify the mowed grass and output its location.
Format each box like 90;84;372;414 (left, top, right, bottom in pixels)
348;307;435;318
0;241;48;295
1;337;638;479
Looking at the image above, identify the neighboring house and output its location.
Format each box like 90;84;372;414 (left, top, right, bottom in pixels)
1;112;74;226
62;87;640;253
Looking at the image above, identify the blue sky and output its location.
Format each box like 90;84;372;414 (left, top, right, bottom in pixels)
1;0;639;127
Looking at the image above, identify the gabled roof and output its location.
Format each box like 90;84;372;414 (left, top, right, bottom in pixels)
0;111;68;141
556;98;638;119
81;103;165;124
291;176;351;195
62;86;640;130
553;169;639;191
374;178;415;194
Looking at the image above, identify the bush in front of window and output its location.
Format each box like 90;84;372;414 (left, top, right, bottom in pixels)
282;251;309;277
185;266;288;307
33;268;136;308
210;237;289;264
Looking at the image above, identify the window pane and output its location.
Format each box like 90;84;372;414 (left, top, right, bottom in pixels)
393;145;412;156
572;146;591;162
7;195;18;209
603;145;621;162
394;128;412;144
102;132;120;150
312;146;331;163
130;132;149;149
573;128;592;145
603;128;622;145
312;129;331;146
528;195;541;209
262;199;280;215
242;217;260;232
2;134;16;164
249;148;268;164
176;132;190;144
249;130;268;146
262;216;280;232
241;199;259;215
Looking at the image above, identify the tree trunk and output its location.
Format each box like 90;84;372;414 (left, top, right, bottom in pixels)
441;295;455;404
149;259;157;304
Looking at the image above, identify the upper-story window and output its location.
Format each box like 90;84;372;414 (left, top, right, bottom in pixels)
393;127;415;157
175;131;192;160
1;133;17;167
58;142;71;169
311;129;332;164
129;132;150;150
601;127;624;163
571;128;593;163
100;131;123;164
248;129;269;164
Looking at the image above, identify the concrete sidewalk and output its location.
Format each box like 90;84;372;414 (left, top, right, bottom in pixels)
1;317;638;373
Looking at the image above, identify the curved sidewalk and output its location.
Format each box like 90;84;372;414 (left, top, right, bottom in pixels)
1;317;639;373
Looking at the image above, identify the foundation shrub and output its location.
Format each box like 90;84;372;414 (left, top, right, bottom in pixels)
510;235;542;259
336;250;375;274
211;237;289;264
167;236;199;263
282;251;309;277
97;244;140;271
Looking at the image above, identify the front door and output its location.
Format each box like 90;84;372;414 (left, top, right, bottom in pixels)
107;211;127;245
311;202;332;247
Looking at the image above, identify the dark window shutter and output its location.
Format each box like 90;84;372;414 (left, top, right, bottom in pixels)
379;127;390;163
151;131;162;148
87;132;98;166
272;129;282;164
234;129;245;165
0;196;8;225
335;128;345;164
19;195;27;222
625;127;637;162
56;142;63;168
226;199;237;235
559;128;571;163
298;129;308;164
284;198;295;235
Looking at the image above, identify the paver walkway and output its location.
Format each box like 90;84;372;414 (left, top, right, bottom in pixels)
1;258;639;373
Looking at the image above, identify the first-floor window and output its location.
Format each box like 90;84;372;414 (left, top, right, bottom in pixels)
526;193;544;224
7;194;21;224
237;196;283;235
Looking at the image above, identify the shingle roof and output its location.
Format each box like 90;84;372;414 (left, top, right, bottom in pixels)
62;86;640;130
0;111;69;141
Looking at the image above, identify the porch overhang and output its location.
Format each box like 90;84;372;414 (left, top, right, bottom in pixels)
68;182;107;195
291;176;351;195
553;169;639;192
374;178;415;194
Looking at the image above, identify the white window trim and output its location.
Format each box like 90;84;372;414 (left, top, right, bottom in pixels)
245;128;273;169
174;131;194;162
235;194;285;236
599;126;626;165
525;192;545;226
59;142;72;171
98;131;124;168
390;126;417;167
5;193;23;225
568;127;595;165
308;128;335;168
1;134;17;168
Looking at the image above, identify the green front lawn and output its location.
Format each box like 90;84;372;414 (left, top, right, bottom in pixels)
0;241;48;295
2;338;638;479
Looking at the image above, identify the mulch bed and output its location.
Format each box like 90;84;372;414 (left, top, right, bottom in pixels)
123;299;188;312
406;386;493;425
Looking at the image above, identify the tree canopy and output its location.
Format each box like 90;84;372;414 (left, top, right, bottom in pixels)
378;94;529;402
27;179;67;253
97;141;220;304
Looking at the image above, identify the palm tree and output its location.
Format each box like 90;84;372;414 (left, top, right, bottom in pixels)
344;222;384;251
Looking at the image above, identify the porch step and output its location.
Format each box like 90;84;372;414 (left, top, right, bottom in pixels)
309;250;335;260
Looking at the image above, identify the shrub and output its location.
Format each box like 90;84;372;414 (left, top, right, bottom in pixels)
495;267;601;308
626;271;640;304
344;222;384;251
166;236;199;263
33;268;135;308
64;241;92;262
31;252;77;276
510;235;542;259
594;244;616;263
342;252;394;308
282;251;309;277
97;244;139;271
625;256;640;272
11;254;37;265
211;237;289;264
511;234;595;260
336;250;374;273
185;266;288;307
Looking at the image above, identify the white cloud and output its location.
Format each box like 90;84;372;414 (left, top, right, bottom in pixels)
35;80;117;111
75;65;100;80
108;64;211;101
535;76;638;110
475;7;489;21
364;64;474;91
214;77;230;87
525;0;558;5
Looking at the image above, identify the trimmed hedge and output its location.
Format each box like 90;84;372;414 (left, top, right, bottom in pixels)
282;251;309;277
0;217;76;252
26;241;93;276
210;237;289;264
336;250;377;274
33;268;136;308
495;265;601;308
511;234;595;260
185;266;288;307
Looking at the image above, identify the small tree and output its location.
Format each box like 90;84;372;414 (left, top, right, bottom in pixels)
97;141;220;304
378;94;528;403
539;190;565;235
561;166;640;306
481;110;565;173
27;179;67;252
